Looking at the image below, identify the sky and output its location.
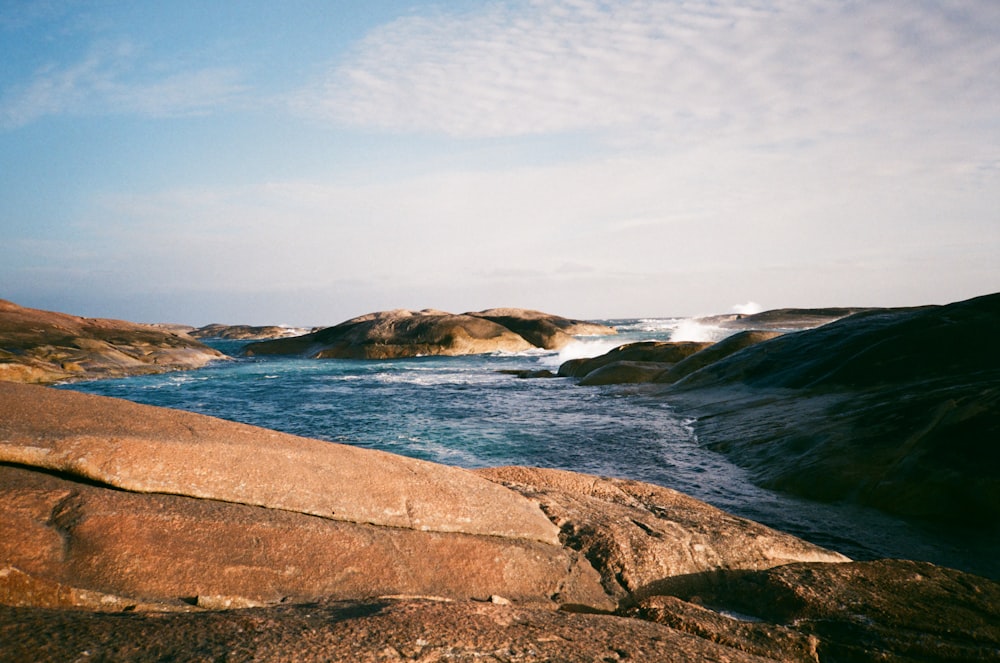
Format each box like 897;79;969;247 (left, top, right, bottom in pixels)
1;0;998;326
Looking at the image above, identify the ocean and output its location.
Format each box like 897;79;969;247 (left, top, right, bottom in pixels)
58;317;994;577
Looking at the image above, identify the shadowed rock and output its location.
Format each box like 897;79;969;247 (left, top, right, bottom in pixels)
578;360;671;385
0;299;224;384
665;292;1000;540
476;467;849;603
468;308;616;350
559;341;711;379
628;559;1000;663
655;330;783;384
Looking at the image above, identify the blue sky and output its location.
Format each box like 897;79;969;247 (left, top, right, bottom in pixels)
2;0;998;325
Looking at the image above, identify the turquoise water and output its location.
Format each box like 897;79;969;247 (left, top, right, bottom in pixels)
58;319;997;578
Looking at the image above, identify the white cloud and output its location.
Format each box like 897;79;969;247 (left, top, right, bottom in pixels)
295;0;1000;148
0;41;245;128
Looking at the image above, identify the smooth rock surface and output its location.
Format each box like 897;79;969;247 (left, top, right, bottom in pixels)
0;299;224;384
468;308;616;350
0;382;559;543
665;292;1000;533
243;309;536;358
559;340;711;379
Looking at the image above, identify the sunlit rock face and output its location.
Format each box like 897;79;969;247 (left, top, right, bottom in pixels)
0;299;224;384
665;292;1000;526
244;307;616;358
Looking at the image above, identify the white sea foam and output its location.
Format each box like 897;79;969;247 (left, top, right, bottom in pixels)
668;319;729;343
537;337;625;368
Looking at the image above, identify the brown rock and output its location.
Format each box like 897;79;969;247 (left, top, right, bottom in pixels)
468;308;616;350
559;340;711;378
577;360;670;385
244;309;535;358
632;559;1000;663
0;299;224;384
0;598;779;662
476;467;849;602
0;465;607;609
190;323;308;340
0;382;559;543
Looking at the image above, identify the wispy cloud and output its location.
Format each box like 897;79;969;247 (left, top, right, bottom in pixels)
0;40;245;128
296;0;1000;147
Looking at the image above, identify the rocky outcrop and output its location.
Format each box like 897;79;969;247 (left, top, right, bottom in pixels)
189;323;310;341
665;292;1000;533
559;340;711;381
467;308;616;350
244;309;536;358
2;383;998;661
0;299;224;384
697;307;876;330
244;308;616;359
655;330;784;384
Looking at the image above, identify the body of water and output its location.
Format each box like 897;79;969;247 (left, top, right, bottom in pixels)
59;318;995;578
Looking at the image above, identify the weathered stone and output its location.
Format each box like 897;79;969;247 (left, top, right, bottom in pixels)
559;340;711;378
0;465;607;609
634;559;1000;663
468;308;616;350
0;598;780;662
655;330;783;384
0;299;224;384
244;309;536;358
0;382;559;543
476;467;849;602
577;360;670;385
190;323;309;340
666;292;1000;539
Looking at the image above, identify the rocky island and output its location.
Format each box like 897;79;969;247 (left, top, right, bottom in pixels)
243;308;616;359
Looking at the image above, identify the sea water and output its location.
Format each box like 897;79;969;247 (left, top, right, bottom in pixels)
58;318;997;578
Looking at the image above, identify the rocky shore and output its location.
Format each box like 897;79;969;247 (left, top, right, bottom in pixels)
0;299;225;384
2;294;999;660
2;382;998;661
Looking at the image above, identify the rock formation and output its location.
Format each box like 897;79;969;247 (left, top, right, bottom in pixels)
467;308;616;350
665;292;1000;534
244;308;615;359
189;323;310;341
558;340;712;384
0;299;224;384
1;383;997;661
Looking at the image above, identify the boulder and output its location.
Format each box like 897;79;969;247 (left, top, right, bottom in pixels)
467;308;616;350
244;309;535;358
578;360;670;385
0;299;224;384
559;341;711;378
